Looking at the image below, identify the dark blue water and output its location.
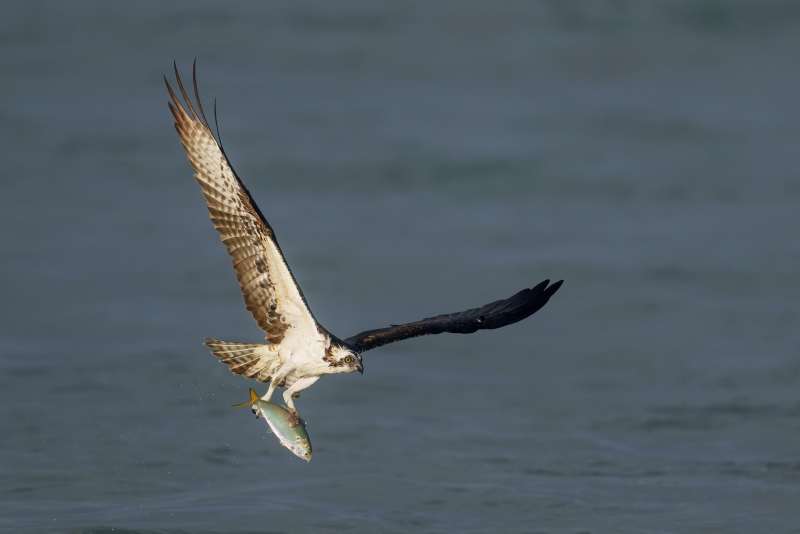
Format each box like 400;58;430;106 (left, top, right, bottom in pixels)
2;2;800;532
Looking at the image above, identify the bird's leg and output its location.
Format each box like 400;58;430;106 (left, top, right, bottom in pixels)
282;376;321;428
282;389;301;429
260;382;277;402
252;382;278;417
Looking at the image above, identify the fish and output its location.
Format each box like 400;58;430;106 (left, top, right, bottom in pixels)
233;389;313;461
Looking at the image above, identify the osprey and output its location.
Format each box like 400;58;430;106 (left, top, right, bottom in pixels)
166;63;562;425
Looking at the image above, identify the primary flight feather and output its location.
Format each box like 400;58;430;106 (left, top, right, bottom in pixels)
166;62;563;422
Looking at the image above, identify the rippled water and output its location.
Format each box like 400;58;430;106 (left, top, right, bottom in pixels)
2;2;800;532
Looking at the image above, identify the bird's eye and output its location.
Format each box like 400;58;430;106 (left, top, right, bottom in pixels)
344;356;352;363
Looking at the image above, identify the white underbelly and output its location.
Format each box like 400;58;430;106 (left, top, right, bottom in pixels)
278;331;328;388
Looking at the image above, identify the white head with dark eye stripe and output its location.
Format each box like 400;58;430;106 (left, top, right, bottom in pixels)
342;351;363;374
324;344;363;374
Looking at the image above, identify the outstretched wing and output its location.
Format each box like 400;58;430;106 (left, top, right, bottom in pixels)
166;62;320;344
344;280;563;353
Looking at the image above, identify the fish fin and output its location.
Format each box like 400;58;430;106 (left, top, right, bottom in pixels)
232;388;260;408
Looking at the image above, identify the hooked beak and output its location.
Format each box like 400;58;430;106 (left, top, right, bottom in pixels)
356;362;364;374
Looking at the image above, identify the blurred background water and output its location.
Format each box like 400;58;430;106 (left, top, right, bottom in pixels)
2;1;800;532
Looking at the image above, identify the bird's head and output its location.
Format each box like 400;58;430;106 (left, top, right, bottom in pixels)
325;344;363;374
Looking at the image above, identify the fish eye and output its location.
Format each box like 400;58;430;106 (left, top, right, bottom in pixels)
344;356;352;363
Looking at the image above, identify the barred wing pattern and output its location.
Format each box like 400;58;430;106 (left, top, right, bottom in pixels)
166;65;319;344
344;280;563;353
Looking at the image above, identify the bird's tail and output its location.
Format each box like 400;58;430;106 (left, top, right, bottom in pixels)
204;338;280;383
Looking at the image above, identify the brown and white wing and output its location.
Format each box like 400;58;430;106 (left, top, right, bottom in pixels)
166;63;319;344
344;280;563;353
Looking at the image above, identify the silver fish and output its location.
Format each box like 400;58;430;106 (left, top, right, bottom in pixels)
234;389;312;461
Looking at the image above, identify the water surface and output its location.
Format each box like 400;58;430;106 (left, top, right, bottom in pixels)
2;2;800;532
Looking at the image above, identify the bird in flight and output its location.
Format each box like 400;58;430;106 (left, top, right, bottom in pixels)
165;62;563;426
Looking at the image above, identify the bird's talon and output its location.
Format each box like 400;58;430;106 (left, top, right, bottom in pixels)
287;410;301;429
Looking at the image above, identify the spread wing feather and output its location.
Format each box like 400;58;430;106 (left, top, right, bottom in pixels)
344;280;563;353
166;62;320;343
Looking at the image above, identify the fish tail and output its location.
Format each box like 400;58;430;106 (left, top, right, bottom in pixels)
232;388;260;408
